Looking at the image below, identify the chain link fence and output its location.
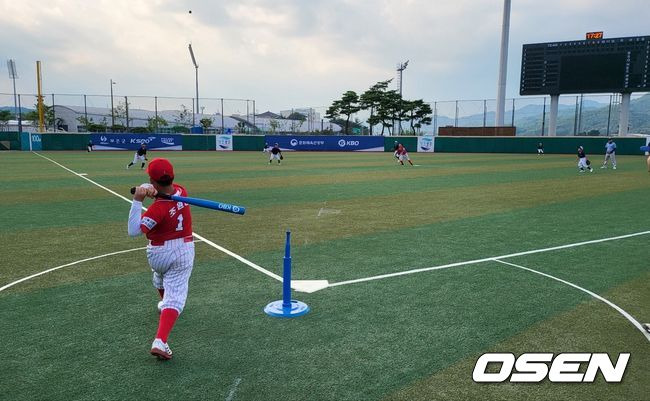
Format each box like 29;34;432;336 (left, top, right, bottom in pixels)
1;92;648;135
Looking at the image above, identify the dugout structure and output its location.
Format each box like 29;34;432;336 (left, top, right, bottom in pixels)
520;34;650;136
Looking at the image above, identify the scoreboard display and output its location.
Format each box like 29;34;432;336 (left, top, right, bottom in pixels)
520;35;650;95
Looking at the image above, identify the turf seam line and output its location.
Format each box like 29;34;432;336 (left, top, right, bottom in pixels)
327;230;650;288
493;259;650;343
32;152;283;283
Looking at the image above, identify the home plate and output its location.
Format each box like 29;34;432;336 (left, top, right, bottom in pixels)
292;280;329;293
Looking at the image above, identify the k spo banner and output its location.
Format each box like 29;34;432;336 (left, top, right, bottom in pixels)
417;136;435;152
90;134;183;150
265;135;384;151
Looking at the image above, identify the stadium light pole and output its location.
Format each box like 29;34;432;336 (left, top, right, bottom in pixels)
7;59;21;133
188;44;199;127
397;60;409;135
110;79;116;127
495;0;511;127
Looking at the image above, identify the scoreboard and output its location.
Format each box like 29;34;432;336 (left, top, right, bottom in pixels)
520;35;650;95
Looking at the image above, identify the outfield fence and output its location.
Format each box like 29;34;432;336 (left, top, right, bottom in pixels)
1;132;646;155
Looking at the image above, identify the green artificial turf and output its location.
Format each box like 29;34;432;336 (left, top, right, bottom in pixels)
0;150;648;401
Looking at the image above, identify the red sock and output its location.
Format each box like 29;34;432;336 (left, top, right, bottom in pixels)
156;308;179;343
157;288;164;299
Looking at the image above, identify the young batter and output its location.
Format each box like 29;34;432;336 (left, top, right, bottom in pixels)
128;158;195;360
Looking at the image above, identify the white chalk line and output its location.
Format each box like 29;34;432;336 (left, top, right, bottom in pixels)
0;246;146;293
32;152;282;283
327;230;650;288
493;259;650;342
0;238;207;294
225;377;242;401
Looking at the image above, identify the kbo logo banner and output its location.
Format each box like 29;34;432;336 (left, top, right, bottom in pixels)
266;135;384;151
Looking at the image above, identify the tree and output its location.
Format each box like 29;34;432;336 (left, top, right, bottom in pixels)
404;100;433;133
269;119;280;134
200;117;213;130
147;116;168;132
0;110;14;127
175;104;192;126
76;115;92;131
22;104;64;131
360;79;392;135
235;121;247;133
375;90;402;135
326;91;360;134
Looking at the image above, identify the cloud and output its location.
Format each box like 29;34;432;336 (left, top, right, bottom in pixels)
0;0;648;112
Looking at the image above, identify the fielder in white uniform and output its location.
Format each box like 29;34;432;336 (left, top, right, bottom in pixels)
128;158;195;360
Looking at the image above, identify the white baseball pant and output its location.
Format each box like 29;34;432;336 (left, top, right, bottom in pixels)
147;238;195;313
578;157;589;170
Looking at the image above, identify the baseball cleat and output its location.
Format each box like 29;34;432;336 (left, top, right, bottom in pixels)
643;323;650;333
613;166;617;170
601;165;606;169
150;338;172;360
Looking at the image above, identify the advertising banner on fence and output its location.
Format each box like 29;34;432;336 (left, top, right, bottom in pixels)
90;134;183;151
20;133;42;151
265;135;384;151
216;134;233;151
417;136;435;152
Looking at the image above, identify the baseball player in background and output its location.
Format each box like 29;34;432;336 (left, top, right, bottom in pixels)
537;142;544;155
269;143;283;164
601;138;617;169
577;146;593;173
127;144;148;170
128;158;195;360
396;143;414;166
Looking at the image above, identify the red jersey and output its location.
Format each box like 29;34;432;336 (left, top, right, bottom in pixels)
397;144;407;155
140;184;193;243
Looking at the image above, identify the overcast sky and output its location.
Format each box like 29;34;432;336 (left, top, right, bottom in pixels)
1;0;649;113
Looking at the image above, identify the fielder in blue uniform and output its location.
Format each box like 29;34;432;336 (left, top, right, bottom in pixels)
601;138;617;169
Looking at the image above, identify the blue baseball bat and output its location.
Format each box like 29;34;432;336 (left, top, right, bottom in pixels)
130;187;246;215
